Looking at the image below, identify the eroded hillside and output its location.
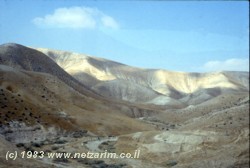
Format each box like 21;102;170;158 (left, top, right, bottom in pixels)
37;48;249;108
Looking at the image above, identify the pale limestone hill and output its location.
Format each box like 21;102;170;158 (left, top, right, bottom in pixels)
37;48;249;107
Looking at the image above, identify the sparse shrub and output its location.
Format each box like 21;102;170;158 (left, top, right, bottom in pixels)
76;158;89;164
53;157;70;163
51;146;59;150
165;160;178;167
5;129;13;134
55;139;67;144
93;160;105;165
102;142;109;145
170;124;175;129
6;86;13;92
32;142;43;148
16;143;24;148
24;146;34;153
72;130;87;138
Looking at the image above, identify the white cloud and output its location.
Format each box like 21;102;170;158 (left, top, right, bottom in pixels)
101;16;119;29
32;6;119;29
201;58;249;72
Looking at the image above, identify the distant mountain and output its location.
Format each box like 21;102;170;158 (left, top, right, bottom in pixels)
37;48;249;107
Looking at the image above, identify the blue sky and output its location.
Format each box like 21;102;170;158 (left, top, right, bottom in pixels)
0;0;249;72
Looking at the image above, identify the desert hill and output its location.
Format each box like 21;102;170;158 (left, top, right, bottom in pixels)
0;43;161;116
0;43;101;98
37;48;249;107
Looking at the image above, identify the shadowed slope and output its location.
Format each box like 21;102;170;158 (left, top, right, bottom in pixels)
0;43;100;98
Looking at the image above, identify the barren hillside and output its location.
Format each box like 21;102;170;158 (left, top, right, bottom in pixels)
37;48;249;107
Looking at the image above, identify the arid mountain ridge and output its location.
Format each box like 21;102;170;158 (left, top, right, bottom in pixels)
36;46;249;107
1;43;248;109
